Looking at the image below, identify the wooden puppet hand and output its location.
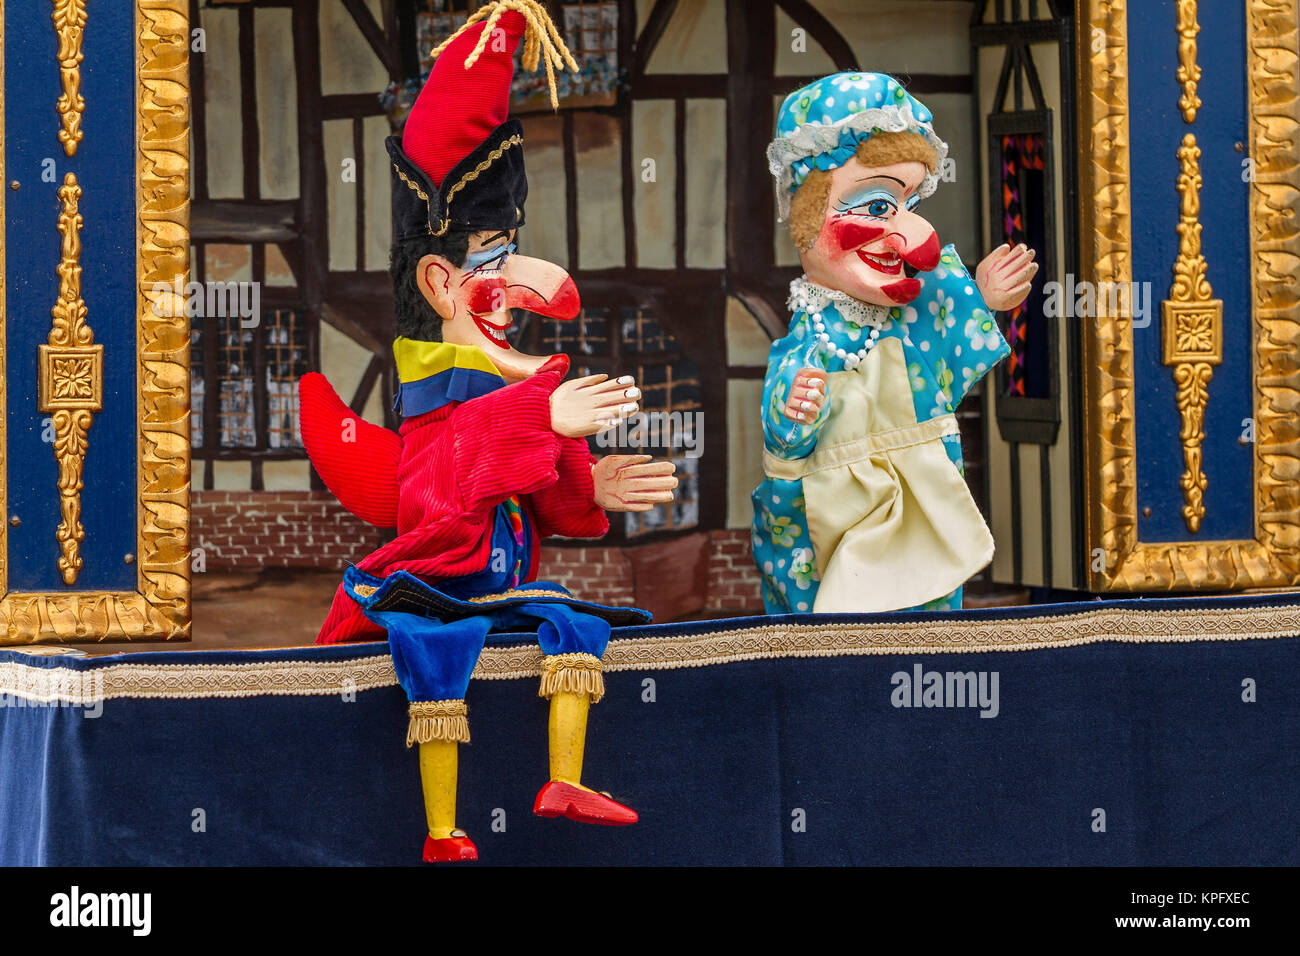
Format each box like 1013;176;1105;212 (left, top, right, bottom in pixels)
975;242;1038;312
592;455;678;512
550;373;640;438
781;368;827;424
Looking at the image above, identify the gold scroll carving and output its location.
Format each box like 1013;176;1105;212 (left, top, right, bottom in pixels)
38;173;102;585
51;0;87;157
1161;135;1222;534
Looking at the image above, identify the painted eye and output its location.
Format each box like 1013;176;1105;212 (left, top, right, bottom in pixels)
472;242;515;272
905;195;921;211
860;198;894;218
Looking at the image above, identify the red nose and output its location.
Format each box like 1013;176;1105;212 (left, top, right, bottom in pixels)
509;275;580;320
902;232;941;272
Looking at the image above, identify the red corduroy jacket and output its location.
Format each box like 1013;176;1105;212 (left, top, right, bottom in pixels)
299;356;608;644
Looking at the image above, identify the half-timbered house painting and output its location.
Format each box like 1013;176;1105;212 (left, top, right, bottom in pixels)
186;0;1008;619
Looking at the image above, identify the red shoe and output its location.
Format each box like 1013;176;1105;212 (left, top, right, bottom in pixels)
533;781;638;826
422;829;478;862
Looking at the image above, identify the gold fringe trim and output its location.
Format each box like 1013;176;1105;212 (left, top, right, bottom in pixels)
431;0;579;111
407;699;470;746
538;653;605;703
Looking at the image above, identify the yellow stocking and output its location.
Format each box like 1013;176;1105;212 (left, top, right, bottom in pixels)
418;739;460;840
547;690;591;787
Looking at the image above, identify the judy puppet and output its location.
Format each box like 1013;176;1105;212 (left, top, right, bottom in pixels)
752;73;1037;614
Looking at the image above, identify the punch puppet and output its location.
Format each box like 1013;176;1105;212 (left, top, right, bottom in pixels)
297;1;677;863
753;73;1037;614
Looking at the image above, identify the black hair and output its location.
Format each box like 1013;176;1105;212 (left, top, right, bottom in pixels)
390;230;471;341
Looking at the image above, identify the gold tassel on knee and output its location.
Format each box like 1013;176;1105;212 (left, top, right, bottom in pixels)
538;652;605;703
407;699;470;748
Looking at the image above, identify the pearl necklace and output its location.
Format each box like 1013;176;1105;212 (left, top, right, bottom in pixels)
788;276;892;371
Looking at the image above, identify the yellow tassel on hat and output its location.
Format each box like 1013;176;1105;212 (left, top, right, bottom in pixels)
430;0;580;111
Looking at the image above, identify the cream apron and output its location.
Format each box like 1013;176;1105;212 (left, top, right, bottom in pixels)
762;337;995;613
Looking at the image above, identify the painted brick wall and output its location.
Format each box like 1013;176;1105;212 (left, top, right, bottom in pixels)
534;530;762;614
190;491;385;570
191;493;765;615
702;529;763;612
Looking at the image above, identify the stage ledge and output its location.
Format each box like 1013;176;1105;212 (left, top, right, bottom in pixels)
3;593;1300;699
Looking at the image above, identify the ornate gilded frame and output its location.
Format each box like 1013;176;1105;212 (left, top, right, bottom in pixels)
0;0;191;643
1078;0;1300;591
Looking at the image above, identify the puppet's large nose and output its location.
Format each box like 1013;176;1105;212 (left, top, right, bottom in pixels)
503;255;581;320
891;209;941;271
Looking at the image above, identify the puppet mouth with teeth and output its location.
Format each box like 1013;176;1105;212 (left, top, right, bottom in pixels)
472;314;514;348
857;249;904;275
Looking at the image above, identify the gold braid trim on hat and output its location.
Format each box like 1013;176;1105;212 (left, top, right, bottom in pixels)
430;0;579;111
442;133;524;213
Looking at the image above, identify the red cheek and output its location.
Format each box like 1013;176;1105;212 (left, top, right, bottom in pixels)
465;277;506;314
902;232;941;271
827;217;885;252
881;279;922;304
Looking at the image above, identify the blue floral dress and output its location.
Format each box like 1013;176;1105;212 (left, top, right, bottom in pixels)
751;245;1009;614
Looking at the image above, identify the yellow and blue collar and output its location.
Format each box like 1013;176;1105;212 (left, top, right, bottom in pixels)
393;338;506;418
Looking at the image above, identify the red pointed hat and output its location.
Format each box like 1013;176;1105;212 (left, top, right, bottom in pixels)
386;1;577;241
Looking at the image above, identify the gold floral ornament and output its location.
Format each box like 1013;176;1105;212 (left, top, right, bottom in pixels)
38;173;102;585
1175;1;1202;123
1161;137;1222;535
51;0;88;157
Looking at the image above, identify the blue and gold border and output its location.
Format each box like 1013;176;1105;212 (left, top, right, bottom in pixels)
1078;0;1300;591
0;0;190;643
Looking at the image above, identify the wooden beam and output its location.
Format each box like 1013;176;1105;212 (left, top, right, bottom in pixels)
189;0;208;202
774;0;858;71
563;111;579;271
674;97;686;271
321;302;390;358
631;74;726;98
725;0;775;280
325;271;397;348
322;93;386;120
971;19;1061;47
293;0;327;313
349;354;385;414
340;0;402;80
238;4;260;200
731;288;789;341
633;0;679;78
191;199;298;243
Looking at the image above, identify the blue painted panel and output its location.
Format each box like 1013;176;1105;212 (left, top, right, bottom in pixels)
1128;1;1255;543
5;0;139;591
